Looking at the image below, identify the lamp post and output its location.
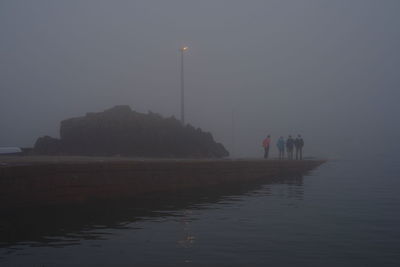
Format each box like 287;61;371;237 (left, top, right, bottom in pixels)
179;46;188;124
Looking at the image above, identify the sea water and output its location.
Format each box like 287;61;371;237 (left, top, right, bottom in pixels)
1;159;400;266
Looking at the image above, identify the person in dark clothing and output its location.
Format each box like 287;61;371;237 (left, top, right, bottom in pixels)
286;135;294;160
276;136;285;160
294;134;304;160
262;135;271;159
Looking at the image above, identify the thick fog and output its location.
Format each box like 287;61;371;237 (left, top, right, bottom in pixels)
1;0;400;159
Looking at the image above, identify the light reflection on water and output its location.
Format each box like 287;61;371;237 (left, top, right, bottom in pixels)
1;160;400;266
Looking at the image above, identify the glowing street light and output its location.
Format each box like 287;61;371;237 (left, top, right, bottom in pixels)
179;46;188;124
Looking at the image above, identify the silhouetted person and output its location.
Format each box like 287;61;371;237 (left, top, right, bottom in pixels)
294;134;304;160
277;136;285;160
286;135;294;160
262;135;271;159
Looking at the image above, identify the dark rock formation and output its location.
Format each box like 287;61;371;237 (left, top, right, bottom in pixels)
34;136;62;155
34;106;229;158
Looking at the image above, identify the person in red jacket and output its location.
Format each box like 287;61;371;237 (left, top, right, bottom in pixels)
262;135;271;159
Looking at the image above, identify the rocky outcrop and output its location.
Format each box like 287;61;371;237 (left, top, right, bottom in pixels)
34;136;62;155
34;106;229;158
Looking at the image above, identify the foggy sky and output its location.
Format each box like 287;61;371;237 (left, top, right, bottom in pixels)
1;0;400;158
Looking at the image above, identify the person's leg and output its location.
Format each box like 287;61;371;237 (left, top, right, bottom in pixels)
264;146;269;159
295;148;298;160
300;148;302;160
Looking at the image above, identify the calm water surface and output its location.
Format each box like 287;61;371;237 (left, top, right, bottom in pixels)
1;159;400;266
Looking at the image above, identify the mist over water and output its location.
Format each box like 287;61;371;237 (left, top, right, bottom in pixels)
1;0;400;159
